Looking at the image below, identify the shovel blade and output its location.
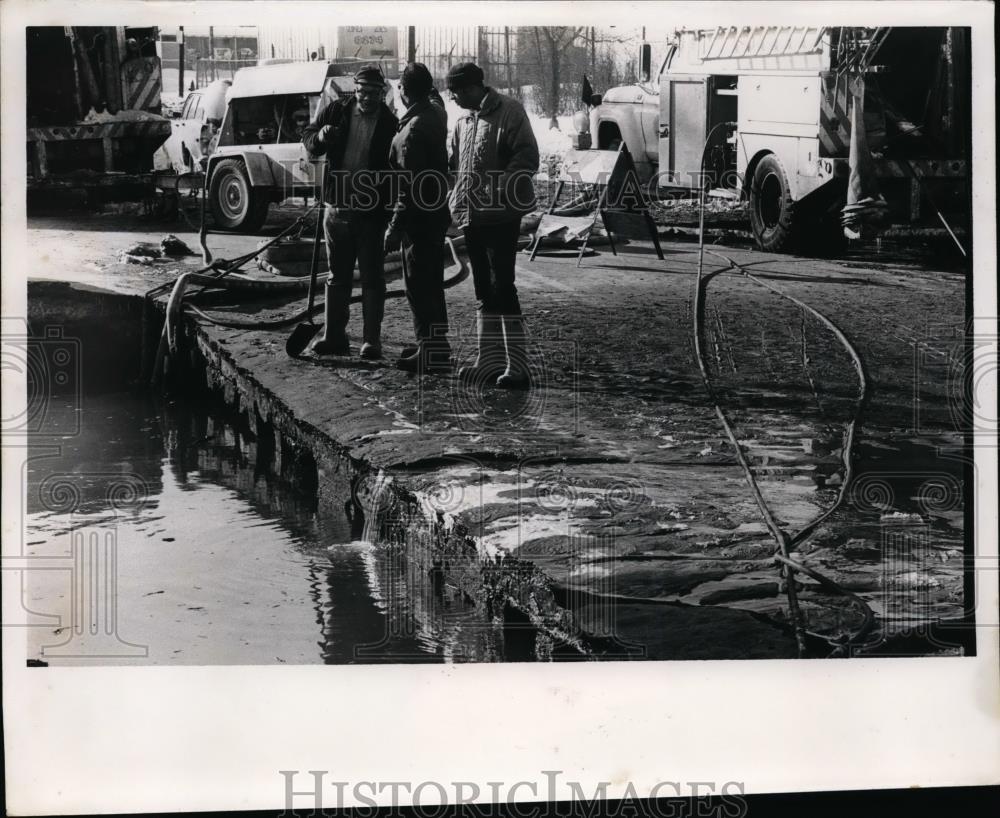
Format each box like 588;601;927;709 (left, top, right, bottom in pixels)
285;322;319;358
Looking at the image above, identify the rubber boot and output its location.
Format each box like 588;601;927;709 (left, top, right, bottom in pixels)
359;287;384;360
312;281;351;355
496;314;529;389
397;337;452;374
458;313;505;382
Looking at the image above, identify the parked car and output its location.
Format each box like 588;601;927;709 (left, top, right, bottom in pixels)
205;61;356;231
153;79;231;175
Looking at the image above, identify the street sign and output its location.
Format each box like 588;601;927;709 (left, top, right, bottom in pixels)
336;26;398;62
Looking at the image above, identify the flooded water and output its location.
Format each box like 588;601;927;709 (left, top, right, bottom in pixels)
23;393;509;665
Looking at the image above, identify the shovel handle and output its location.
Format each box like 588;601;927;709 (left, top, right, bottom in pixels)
306;165;326;320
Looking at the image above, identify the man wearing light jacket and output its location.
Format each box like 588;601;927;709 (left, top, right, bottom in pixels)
446;62;539;389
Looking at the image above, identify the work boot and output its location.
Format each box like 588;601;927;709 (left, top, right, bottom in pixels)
458;313;505;382
359;287;385;360
312;281;351;355
397;339;452;374
496;315;530;389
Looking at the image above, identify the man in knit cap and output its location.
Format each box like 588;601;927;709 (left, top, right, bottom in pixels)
302;64;398;359
385;63;453;374
446;61;539;389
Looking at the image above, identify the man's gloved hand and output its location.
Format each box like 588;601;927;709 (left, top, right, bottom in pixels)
383;224;403;254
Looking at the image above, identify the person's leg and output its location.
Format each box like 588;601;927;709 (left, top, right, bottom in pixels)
487;220;529;388
402;239;423;345
398;222;450;372
314;208;355;355
458;224;505;380
355;216;387;360
484;219;522;316
426;221;450;351
463;224;493;313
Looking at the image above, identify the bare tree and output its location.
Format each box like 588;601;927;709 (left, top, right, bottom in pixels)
531;26;585;129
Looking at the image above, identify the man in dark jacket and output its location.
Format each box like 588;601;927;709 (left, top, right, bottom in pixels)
446;62;539;389
302;64;398;359
385;63;452;374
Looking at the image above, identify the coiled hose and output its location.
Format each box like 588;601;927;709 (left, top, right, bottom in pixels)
691;123;875;656
149;227;468;384
185;236;468;330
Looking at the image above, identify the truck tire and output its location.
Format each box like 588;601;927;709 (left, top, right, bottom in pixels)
208;158;270;232
749;154;797;252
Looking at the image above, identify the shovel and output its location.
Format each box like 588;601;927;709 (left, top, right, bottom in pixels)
285;172;326;357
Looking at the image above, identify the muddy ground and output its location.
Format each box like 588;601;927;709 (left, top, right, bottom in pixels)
25;196;973;660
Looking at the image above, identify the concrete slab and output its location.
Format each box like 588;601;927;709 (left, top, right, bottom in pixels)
26;209;970;658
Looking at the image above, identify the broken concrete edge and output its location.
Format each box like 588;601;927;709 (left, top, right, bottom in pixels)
179;313;593;659
22;280;831;658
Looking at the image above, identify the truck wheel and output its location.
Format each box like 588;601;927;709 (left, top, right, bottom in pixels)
749;154;797;252
208;158;269;232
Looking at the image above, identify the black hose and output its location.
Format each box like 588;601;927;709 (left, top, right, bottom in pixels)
143;204;319;301
691;121;876;657
183;237;470;330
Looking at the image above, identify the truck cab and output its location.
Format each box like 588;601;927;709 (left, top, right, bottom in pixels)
590;83;660;183
588;43;667;184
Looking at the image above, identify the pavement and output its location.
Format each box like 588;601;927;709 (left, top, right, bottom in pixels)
25;203;970;659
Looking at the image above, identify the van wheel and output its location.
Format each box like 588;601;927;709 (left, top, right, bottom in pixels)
208;158;269;232
749;154;797;252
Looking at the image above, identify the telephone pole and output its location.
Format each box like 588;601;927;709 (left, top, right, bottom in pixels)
178;26;185;95
208;26;215;80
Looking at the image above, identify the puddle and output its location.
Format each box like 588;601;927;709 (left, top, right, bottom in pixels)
21;393;539;665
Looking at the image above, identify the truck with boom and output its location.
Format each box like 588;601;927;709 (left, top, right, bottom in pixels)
585;26;970;252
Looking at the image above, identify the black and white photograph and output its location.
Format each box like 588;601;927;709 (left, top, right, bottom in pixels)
2;0;997;813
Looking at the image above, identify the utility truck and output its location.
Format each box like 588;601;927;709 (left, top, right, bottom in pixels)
586;27;970;251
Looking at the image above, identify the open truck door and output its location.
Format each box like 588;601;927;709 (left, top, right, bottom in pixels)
657;74;710;188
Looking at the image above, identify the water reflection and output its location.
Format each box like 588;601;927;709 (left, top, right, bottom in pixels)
25;392;510;665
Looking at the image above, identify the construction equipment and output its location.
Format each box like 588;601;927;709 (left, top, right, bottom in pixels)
26;27;172;204
585;27;970;252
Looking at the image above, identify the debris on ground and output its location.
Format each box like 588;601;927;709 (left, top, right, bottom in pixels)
708;188;740;200
118;242;163;264
118;235;196;264
160;234;195;256
82;107;169;124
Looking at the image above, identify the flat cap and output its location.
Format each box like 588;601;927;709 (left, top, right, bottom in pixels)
445;62;484;89
353;63;386;86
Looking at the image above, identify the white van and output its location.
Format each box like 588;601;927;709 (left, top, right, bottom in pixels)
204;60;357;231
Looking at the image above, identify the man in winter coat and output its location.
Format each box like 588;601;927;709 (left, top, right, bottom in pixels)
384;63;453;374
446;61;539;389
302;64;398;359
